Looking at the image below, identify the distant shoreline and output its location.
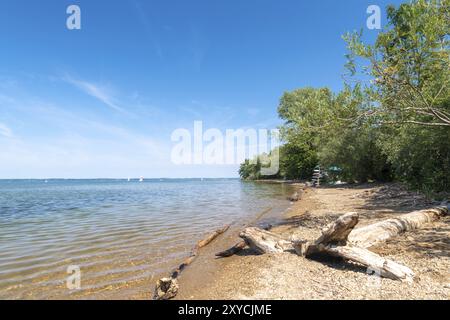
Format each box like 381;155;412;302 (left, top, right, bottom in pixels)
0;177;241;181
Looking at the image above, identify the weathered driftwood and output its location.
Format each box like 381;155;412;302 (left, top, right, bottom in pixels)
154;277;179;300
293;212;359;257
216;241;247;258
321;245;414;282
153;225;230;300
348;207;448;248
215;207;276;258
239;227;294;254
196;225;231;249
215;225;272;258
315;212;359;245
239;211;417;282
293;212;414;281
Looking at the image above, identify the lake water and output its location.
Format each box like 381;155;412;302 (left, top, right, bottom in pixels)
0;179;293;299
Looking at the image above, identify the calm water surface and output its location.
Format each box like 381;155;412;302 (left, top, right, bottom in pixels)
0;179;293;299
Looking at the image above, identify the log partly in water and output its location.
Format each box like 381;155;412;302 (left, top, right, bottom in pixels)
215;208;276;258
348;206;448;249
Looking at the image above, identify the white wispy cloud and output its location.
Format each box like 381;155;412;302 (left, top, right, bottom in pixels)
0;123;13;138
63;75;127;113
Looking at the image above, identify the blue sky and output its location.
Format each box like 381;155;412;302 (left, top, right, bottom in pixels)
0;0;403;178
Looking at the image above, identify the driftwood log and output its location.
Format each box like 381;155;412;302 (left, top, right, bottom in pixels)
241;213;414;282
215;207;275;258
153;225;230;300
322;245;414;281
348;206;449;248
234;213;359;256
294;212;359;256
216;241;247;258
216;190;305;258
215;223;273;258
293;212;414;281
314;212;359;245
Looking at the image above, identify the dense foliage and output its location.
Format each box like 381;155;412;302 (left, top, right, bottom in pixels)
239;0;449;193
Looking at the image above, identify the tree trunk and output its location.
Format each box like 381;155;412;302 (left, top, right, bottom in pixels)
348;207;448;248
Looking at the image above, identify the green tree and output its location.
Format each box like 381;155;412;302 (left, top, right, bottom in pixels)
238;158;261;180
344;0;449;127
276;87;331;179
239;0;449;192
343;0;450;191
279;143;318;180
277;86;390;183
317;86;392;183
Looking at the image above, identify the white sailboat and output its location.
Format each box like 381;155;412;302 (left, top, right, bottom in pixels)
139;176;144;182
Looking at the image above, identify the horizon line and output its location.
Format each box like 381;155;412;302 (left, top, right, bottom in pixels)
0;177;241;180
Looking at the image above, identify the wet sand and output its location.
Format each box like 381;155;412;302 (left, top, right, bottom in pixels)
175;183;450;300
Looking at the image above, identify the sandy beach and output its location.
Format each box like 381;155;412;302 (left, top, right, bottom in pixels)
175;183;450;300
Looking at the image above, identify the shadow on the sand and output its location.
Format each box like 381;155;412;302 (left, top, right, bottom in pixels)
308;253;369;275
372;216;450;260
234;248;263;257
318;182;439;217
408;226;450;259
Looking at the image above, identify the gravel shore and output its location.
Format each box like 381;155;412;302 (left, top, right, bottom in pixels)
175;183;449;300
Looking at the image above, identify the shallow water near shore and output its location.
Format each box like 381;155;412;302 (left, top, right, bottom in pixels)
0;179;293;299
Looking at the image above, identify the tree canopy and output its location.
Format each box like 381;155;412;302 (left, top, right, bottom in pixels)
239;0;449;194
